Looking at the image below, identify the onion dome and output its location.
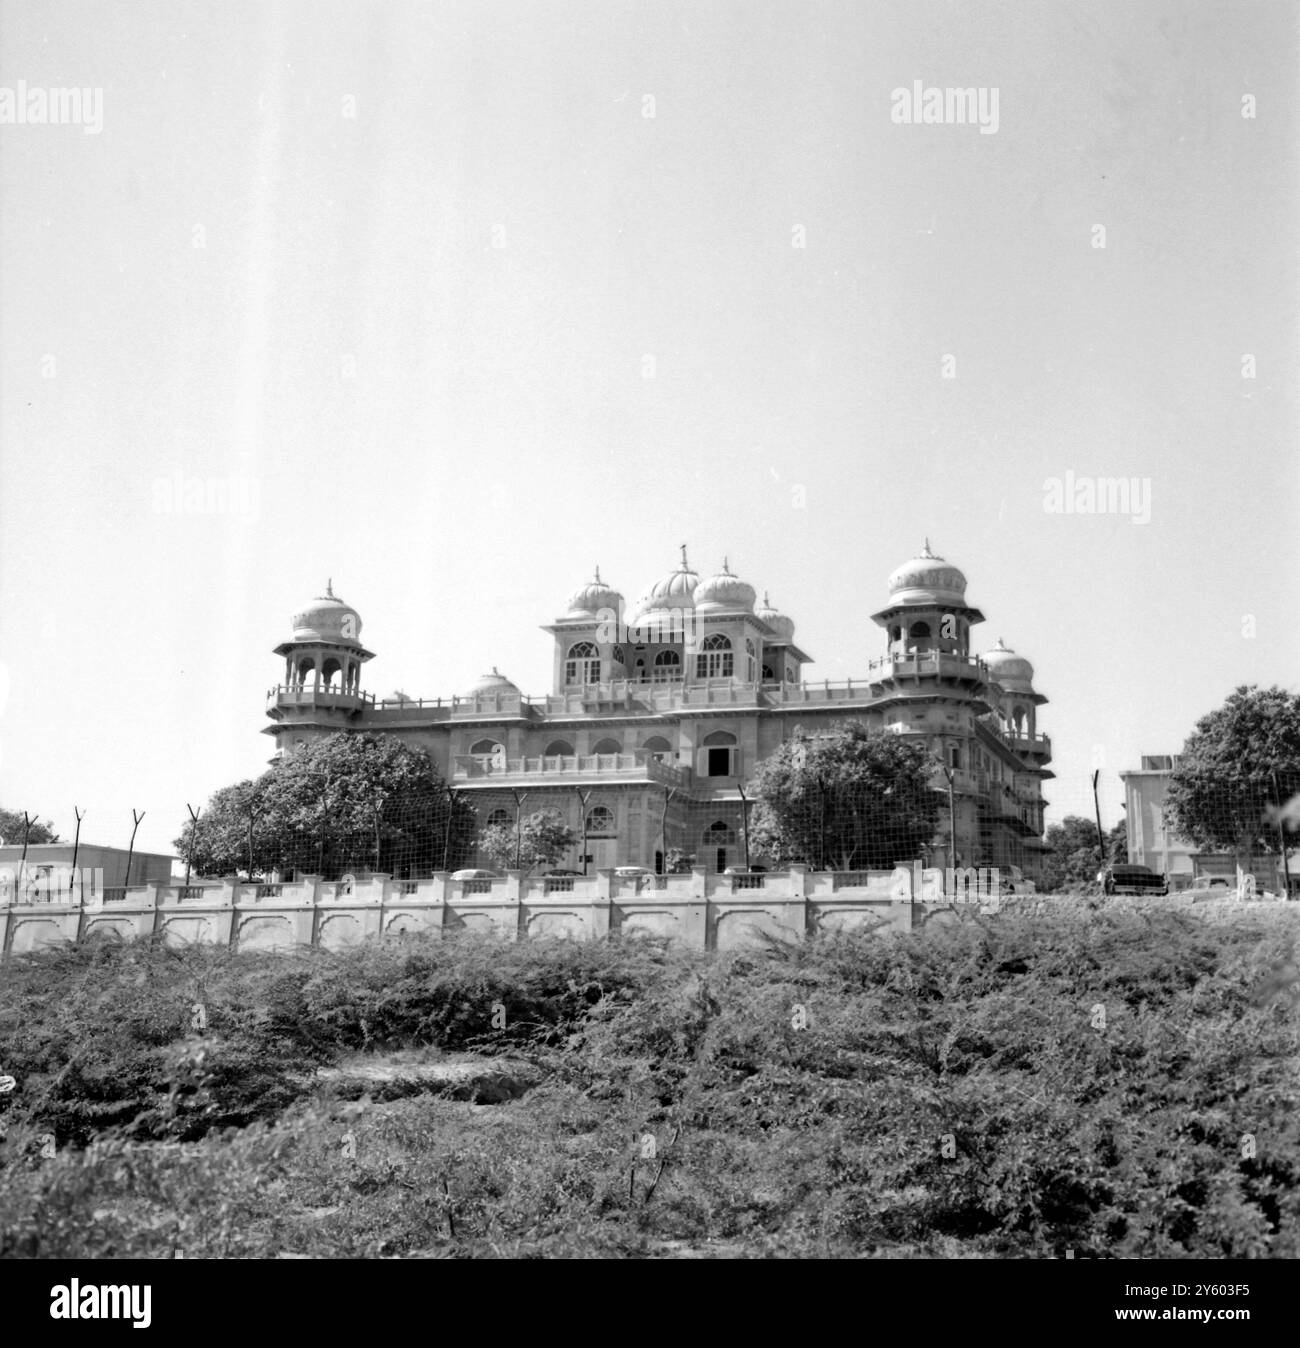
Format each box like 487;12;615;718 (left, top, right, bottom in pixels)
468;667;519;696
981;638;1035;692
290;580;363;645
756;591;795;642
694;558;756;613
560;566;623;620
633;546;701;620
886;540;968;605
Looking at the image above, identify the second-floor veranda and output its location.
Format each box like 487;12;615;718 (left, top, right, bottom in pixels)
269;649;1018;719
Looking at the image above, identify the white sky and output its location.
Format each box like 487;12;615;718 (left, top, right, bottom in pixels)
1;0;1297;857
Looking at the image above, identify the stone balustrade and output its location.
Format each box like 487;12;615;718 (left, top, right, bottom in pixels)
0;867;924;954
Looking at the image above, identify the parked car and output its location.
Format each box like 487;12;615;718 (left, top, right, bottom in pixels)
722;865;767;875
545;869;582;877
614;866;655;878
1101;864;1168;896
451;868;498;881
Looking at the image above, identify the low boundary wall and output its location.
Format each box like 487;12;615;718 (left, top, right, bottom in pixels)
1;867;1291;955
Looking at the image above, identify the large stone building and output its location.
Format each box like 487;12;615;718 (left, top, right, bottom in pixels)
263;545;1054;877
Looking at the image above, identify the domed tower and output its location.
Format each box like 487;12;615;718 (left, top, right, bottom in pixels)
544;566;627;691
755;591;806;684
265;581;375;754
870;541;985;657
981;638;1049;746
631;546;701;629
693;559;756;615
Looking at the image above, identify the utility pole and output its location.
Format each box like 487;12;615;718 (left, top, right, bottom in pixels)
71;806;85;898
738;785;751;869
510;789;528;870
124;809;145;889
1092;770;1105;868
1273;770;1291;896
183;804;200;887
941;761;958;869
441;784;455;872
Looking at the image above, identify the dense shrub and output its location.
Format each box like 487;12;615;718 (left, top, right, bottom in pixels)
1;910;1296;1257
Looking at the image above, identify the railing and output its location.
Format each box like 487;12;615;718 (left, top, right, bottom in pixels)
831;871;875;890
452;751;688;788
544;877;575;893
267;685;371;710
1005;731;1052;753
460;878;495;895
256;884;283;898
729;873;766;891
101;888;129;903
396;880;419;895
864;652;988;680
177;886;207;901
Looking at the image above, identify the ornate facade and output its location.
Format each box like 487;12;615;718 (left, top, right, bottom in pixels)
263;545;1054;877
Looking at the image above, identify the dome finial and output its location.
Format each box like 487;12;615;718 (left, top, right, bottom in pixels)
722;556;731;575
326;577;334;598
680;543;689;570
594;564;601;583
922;538;933;558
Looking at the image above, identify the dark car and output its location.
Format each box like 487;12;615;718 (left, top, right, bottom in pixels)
1102;864;1168;896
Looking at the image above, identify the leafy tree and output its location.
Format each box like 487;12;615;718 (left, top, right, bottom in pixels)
477;809;578;873
1039;815;1126;892
746;722;941;870
664;847;695;874
477;808;579;873
175;734;478;879
1164;685;1300;870
0;808;60;846
1107;816;1128;864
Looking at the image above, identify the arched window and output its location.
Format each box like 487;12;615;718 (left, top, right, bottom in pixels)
544;739;574;757
296;657;315;685
890;626;901;643
591;736;622;755
762;663;775;682
470;738;505;771
696;633;733;679
486;808;512;828
586;805;616;835
642;735;672;763
701;820;736;846
653;649;682;682
1011;706;1027;733
611;645;625;667
908;621;931;640
565;641;600;686
701;729;736;777
321;658;342;689
785;664;796;683
745;638;757;683
949;744;961;769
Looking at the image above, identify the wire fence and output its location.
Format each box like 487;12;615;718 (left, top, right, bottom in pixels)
3;773;1296;892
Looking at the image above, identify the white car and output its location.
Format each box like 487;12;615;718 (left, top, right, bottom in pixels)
451;868;499;880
